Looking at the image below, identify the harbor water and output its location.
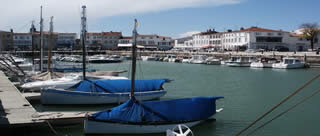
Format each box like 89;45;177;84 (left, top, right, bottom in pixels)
33;61;320;136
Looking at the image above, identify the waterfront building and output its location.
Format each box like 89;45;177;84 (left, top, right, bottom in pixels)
13;33;32;50
192;29;222;50
286;28;320;51
179;27;319;51
221;27;286;51
0;30;13;51
56;33;77;50
12;31;75;51
173;36;193;50
117;34;173;50
87;33;103;50
137;34;173;50
101;31;122;49
87;31;122;50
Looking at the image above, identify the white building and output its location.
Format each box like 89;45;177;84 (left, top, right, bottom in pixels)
179;27;319;51
118;34;173;50
173;36;193;49
192;29;222;49
221;27;286;51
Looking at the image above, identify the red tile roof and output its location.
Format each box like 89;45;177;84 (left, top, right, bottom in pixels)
120;36;132;39
138;34;171;39
87;33;102;36
233;27;284;33
13;33;31;35
102;32;122;36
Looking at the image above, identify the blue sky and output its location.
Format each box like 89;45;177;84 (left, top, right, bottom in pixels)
1;0;319;38
93;0;320;37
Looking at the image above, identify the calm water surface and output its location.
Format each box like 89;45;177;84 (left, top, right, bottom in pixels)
33;61;320;136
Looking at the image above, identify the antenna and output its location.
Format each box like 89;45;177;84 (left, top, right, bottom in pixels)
81;5;87;80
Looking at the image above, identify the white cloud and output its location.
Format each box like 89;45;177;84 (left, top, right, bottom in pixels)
178;31;201;38
0;0;242;33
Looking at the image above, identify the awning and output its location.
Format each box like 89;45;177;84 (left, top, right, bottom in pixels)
118;44;144;48
200;45;213;49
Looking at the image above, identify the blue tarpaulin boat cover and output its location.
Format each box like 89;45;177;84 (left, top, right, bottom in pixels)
91;96;224;122
70;79;168;93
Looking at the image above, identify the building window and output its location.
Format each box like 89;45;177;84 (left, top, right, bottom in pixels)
278;33;282;36
256;37;282;43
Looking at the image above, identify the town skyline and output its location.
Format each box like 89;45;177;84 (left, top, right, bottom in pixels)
1;0;319;38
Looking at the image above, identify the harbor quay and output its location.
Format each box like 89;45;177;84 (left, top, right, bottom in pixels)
5;50;320;64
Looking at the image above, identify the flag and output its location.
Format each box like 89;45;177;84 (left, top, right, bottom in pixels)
134;19;138;29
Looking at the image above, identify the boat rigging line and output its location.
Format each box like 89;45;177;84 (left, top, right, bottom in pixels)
235;73;320;136
247;87;320;136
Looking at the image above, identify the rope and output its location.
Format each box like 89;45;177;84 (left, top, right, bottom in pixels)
46;120;59;136
247;88;320;136
235;74;320;136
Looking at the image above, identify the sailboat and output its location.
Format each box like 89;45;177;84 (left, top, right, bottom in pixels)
83;19;224;134
40;6;168;105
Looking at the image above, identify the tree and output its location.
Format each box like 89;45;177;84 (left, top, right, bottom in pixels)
300;23;319;50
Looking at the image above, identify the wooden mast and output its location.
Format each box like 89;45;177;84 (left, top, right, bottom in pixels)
31;21;35;65
130;19;138;98
81;5;87;80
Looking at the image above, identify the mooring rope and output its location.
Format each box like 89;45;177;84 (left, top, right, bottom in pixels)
247;88;320;136
46;120;59;136
235;74;320;136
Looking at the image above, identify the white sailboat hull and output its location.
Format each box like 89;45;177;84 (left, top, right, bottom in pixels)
250;62;274;68
41;89;166;104
84;119;202;134
21;75;128;91
226;62;251;67
272;63;305;69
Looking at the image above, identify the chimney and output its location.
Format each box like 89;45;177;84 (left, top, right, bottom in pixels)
227;29;232;32
10;29;13;33
240;27;244;30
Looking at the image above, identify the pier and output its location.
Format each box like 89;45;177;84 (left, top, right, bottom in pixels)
0;71;89;132
0;71;43;127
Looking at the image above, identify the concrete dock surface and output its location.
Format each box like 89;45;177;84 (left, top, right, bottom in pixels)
0;71;43;127
0;71;89;131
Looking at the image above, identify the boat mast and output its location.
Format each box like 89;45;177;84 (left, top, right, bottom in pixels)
130;19;138;98
48;16;53;72
31;21;35;65
81;5;87;80
39;6;44;72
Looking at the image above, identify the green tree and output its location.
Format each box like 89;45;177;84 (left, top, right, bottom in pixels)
300;23;319;50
